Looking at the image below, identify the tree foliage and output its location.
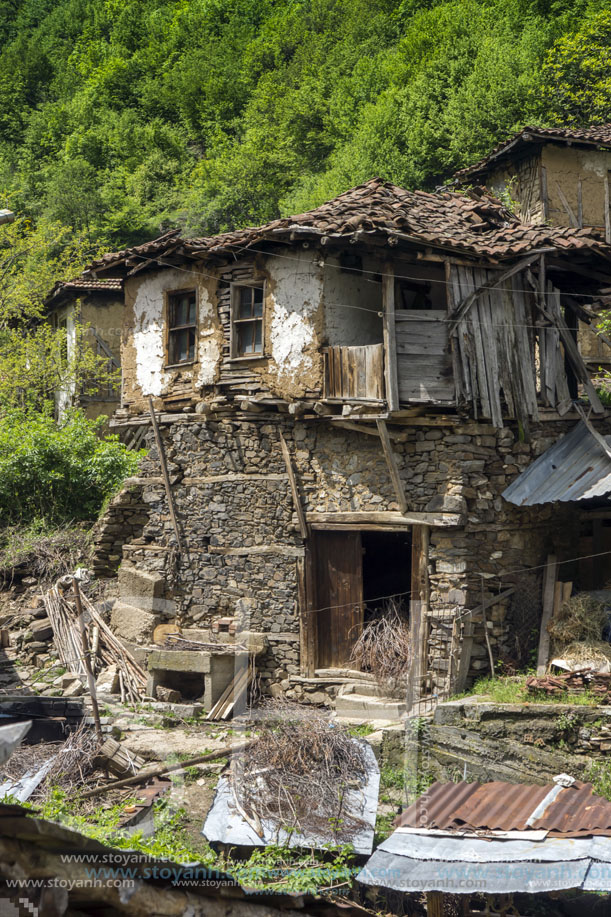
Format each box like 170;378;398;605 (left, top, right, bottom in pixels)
0;408;141;524
0;0;603;245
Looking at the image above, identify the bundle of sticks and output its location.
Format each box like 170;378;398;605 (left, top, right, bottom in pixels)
44;580;147;705
526;669;611;700
163;634;248;653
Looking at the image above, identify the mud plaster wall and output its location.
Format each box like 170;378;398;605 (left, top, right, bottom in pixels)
93;414;603;695
542;144;611;229
322;255;382;346
121;267;221;409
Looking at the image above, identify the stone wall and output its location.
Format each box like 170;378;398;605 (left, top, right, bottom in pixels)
415;698;611;785
93;410;607;695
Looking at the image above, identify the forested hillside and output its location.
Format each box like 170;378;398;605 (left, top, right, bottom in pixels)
0;0;609;246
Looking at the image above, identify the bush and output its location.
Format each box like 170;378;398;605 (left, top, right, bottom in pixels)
0;407;142;525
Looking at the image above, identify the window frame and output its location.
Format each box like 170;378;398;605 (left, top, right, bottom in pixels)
230;281;266;361
165;287;198;368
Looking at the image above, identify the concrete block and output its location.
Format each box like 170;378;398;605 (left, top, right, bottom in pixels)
118;565;164;612
111;601;159;644
147;649;211;674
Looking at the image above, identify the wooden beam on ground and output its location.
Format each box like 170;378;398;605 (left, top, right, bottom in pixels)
376;418;408;513
382;263;399;412
148;395;183;552
278;429;308;540
536;555;558;676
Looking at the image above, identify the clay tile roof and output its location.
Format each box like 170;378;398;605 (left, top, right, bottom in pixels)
45;276;124;305
85;177;609;275
396;781;611;837
453;124;611;183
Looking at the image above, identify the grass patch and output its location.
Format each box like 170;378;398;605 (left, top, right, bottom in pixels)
453;675;602;707
346;724;376;737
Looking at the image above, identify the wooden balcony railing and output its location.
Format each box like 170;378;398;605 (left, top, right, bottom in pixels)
323;344;385;402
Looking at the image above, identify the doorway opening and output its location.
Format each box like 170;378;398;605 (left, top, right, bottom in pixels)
312;528;412;670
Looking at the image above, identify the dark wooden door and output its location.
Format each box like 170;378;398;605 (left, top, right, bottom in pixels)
314;531;363;669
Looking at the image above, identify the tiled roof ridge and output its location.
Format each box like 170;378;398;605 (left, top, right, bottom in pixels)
453;122;611;182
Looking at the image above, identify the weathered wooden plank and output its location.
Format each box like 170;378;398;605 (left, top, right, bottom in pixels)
459;266;492;420
536;554;558;676
376;419;408;513
407;524;429;710
606;172;611;244
448;254;541;333
306;510;464;527
382;265;399;412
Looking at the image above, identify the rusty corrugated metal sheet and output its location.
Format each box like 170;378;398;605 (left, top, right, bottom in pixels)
396;781;611;837
502;421;611;506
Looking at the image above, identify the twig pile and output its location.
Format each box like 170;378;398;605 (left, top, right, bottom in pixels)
163;634;248;653
44;579;146;704
35;720;100;800
233;701;369;841
350;598;410;691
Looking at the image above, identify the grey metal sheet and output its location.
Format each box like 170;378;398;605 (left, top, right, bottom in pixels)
583;861;611;890
378;832;609;863
357;849;590;893
202;739;379;855
502;421;611;506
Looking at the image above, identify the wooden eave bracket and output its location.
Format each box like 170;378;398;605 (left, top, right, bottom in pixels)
376;419;408;514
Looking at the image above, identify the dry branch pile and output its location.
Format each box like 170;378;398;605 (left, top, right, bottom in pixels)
233;701;369;841
44;578;146;704
548;594;608;651
350;599;410;690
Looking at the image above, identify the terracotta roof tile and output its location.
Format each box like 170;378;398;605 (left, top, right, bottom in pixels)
86;178;609;276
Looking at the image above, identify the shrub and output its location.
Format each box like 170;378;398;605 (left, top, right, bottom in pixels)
0;407;142;525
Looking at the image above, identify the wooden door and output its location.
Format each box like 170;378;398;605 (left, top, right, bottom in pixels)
315;531;364;669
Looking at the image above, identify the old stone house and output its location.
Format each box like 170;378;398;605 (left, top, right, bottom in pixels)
82;178;611;713
45;276;123;420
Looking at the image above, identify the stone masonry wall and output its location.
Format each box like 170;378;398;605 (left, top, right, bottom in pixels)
94;412;609;695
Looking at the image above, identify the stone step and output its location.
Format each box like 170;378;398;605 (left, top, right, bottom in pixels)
334;690;406;723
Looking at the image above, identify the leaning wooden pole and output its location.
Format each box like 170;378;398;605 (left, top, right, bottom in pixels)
79;739;256;800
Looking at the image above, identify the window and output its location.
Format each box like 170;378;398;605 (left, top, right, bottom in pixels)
167;290;197;365
397;279;433;310
231;283;264;358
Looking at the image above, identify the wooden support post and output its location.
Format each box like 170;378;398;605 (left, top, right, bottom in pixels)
426;891;444;917
382;263;399;412
376;419;408;514
148;395;183;552
577;180;583;229
278;429;308;540
454;620;475;694
408;525;429;711
541;164;549;220
536;554;558;676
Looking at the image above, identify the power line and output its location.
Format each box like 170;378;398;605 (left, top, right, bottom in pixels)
130;252;611;334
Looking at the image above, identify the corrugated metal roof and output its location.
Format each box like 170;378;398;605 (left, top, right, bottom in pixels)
502;420;611;506
395;780;611;836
